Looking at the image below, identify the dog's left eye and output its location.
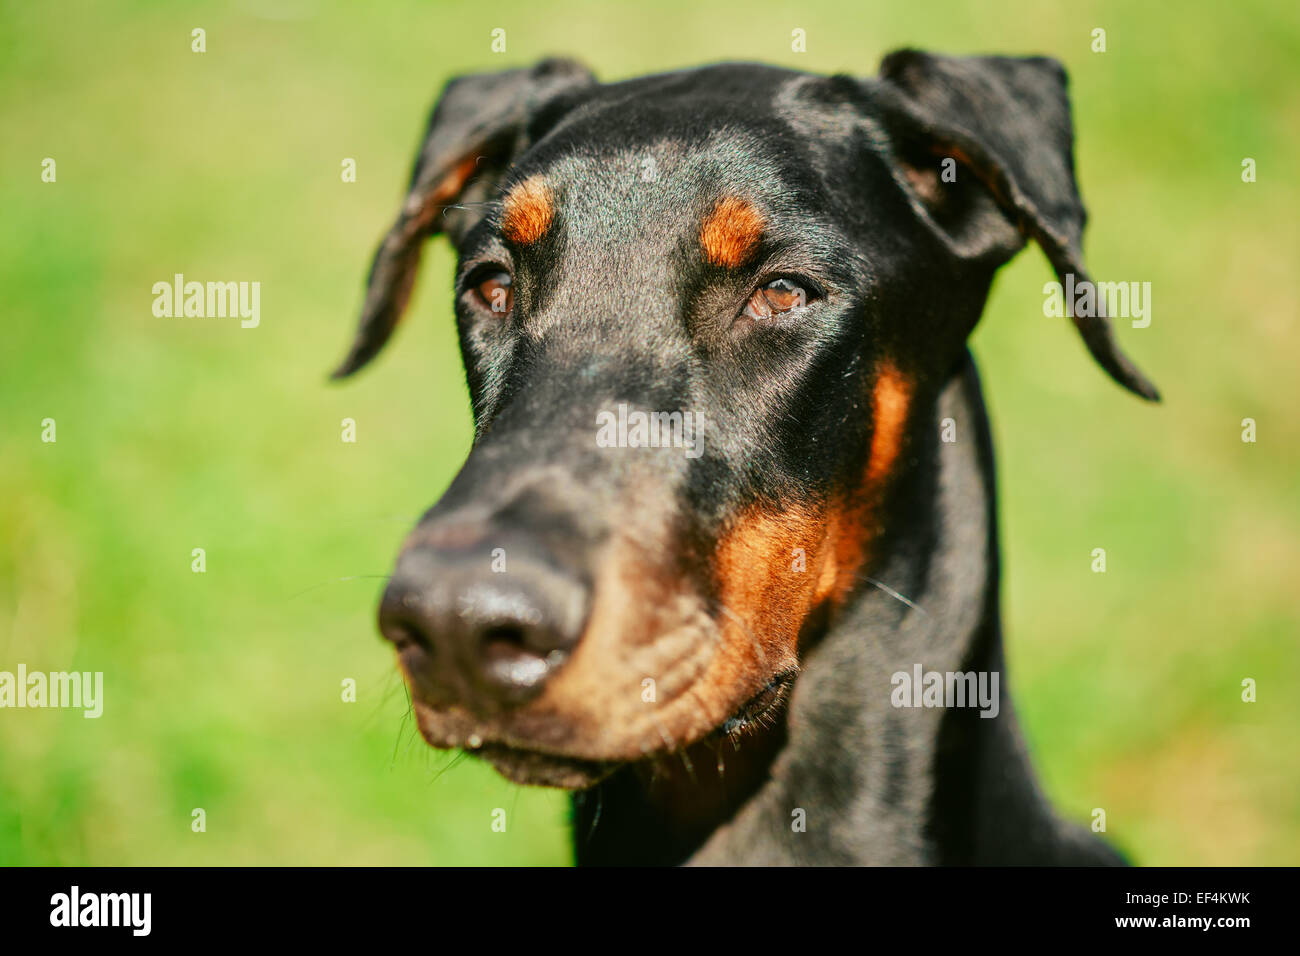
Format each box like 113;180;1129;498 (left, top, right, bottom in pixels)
472;270;514;314
742;277;813;321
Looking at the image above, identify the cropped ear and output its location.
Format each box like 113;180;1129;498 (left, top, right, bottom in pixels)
875;49;1159;401
331;58;596;379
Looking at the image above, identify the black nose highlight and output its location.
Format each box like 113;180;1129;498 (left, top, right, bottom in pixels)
377;538;588;711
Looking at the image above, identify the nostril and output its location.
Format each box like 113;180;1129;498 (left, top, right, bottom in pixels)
479;625;552;690
378;587;434;653
384;621;425;652
482;624;528;647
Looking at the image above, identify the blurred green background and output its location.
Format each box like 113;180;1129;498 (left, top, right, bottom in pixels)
1;0;1297;865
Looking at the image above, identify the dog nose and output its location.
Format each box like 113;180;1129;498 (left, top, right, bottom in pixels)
377;539;589;710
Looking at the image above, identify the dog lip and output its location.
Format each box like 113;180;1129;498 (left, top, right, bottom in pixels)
474;741;621;789
718;668;797;736
410;706;619;769
462;667;796;787
408;666;799;776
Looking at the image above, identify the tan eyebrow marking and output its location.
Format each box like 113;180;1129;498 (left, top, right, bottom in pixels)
700;196;765;268
501;176;554;245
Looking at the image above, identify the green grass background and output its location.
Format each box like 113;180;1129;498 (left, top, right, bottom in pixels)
1;0;1297;865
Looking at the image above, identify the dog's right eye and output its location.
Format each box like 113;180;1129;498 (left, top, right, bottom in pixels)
740;277;817;322
472;270;513;314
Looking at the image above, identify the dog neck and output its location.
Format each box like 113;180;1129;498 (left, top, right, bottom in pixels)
572;353;1113;865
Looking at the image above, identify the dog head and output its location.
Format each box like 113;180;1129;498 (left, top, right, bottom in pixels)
333;52;1157;787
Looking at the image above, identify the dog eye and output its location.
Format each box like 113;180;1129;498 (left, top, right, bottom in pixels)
742;277;812;321
473;270;513;314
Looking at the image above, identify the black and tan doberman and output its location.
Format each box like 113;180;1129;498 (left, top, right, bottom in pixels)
333;51;1158;865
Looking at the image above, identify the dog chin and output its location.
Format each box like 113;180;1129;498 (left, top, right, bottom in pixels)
475;742;621;789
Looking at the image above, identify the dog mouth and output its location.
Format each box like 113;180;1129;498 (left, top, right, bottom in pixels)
431;670;798;790
473;742;620;789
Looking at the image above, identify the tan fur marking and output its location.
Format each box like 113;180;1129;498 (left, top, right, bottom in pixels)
501;176;553;244
809;362;914;606
700;196;765;267
712;364;913;646
713;504;825;675
867;362;911;485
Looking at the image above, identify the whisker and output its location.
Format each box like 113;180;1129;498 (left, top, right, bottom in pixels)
390;681;413;768
441;199;502;212
360;664;403;731
862;576;927;615
649;714;676;750
584;787;603;843
676;745;696;783
429;750;469;786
